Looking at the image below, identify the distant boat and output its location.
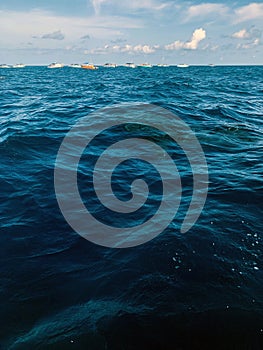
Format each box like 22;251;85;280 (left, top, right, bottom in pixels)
209;64;215;67
138;63;153;68
104;63;117;68
156;64;169;67
177;64;189;68
48;63;64;69
124;62;137;68
0;64;11;68
68;64;82;68
12;64;26;68
81;63;98;70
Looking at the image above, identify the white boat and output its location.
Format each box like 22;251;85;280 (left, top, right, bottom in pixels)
48;62;64;69
0;64;11;68
138;63;153;68
177;64;189;68
68;64;82;68
124;62;137;68
104;63;117;68
12;64;26;68
156;64;169;67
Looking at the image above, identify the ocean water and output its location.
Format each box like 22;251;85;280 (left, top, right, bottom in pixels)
0;66;262;349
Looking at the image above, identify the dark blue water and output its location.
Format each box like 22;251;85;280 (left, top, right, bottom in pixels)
0;66;262;349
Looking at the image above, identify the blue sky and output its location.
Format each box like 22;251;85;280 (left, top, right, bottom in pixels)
0;0;262;64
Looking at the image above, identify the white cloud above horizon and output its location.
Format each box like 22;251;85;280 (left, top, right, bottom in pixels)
234;3;263;23
183;2;263;25
237;38;260;49
165;28;206;50
185;3;229;22
91;0;172;15
232;29;250;39
90;43;160;54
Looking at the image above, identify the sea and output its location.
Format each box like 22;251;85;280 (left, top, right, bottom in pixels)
0;65;262;349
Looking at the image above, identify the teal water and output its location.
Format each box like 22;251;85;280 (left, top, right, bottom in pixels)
0;66;262;349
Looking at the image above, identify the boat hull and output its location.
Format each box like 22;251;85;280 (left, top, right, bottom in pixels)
81;64;98;70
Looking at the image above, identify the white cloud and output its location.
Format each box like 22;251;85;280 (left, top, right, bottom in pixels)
185;2;263;25
185;3;228;21
185;28;206;49
165;28;206;50
91;43;158;54
112;45;121;50
237;38;260;49
133;44;156;53
232;29;250;39
234;3;263;23
165;41;184;50
127;0;171;11
121;44;135;53
91;0;171;15
232;27;262;44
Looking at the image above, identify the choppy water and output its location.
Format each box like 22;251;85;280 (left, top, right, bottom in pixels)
0;66;262;349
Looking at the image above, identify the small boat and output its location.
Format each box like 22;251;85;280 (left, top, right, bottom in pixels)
68;64;82;68
209;64;215;67
156;64;169;67
81;63;98;70
104;63;117;68
48;62;64;69
0;64;11;68
177;64;189;68
138;63;153;68
139;63;153;68
124;62;137;68
12;64;26;68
